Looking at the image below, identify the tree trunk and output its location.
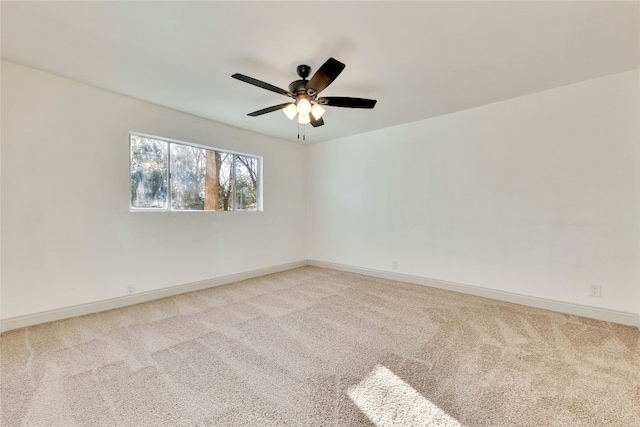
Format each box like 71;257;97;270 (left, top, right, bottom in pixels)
204;151;220;210
223;187;231;211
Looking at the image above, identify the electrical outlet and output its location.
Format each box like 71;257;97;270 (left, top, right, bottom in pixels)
392;260;398;270
126;284;136;295
590;284;601;298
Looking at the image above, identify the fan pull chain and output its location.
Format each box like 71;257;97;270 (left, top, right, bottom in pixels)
297;123;306;141
296;123;307;141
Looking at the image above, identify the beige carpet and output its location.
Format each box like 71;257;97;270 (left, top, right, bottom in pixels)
1;267;639;426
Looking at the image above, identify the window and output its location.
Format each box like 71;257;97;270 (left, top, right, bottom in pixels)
130;133;261;211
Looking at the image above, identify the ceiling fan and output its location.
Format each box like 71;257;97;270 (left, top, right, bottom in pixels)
231;58;377;129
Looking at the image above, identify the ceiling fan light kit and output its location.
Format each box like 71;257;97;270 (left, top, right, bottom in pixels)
280;98;326;124
231;57;377;138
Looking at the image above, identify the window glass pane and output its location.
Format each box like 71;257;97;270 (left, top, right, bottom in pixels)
170;144;206;210
203;149;233;211
130;136;168;208
235;155;258;211
170;145;235;211
215;152;234;211
130;133;261;212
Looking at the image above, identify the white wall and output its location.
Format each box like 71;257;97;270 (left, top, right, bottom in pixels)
3;61;639;324
1;61;307;319
308;70;640;315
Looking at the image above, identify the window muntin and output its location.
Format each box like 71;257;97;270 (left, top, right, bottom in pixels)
130;134;261;212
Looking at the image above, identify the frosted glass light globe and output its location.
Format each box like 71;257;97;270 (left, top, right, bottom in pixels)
297;99;311;115
310;104;325;120
283;103;297;120
298;113;311;124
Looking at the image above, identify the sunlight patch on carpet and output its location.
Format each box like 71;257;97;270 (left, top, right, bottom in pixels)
348;365;465;427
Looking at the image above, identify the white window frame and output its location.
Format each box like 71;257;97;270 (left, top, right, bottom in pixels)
129;131;263;212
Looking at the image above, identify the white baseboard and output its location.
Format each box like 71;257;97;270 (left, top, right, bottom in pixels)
308;260;640;329
0;260;307;333
2;259;638;333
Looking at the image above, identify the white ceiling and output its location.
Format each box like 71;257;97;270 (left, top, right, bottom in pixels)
2;1;638;144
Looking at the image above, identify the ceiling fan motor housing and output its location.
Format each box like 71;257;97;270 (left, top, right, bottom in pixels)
288;79;308;96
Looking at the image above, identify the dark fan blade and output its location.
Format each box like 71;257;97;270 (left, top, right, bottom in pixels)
310;116;324;128
305;58;345;96
231;73;295;98
247;103;293;117
320;97;377;109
